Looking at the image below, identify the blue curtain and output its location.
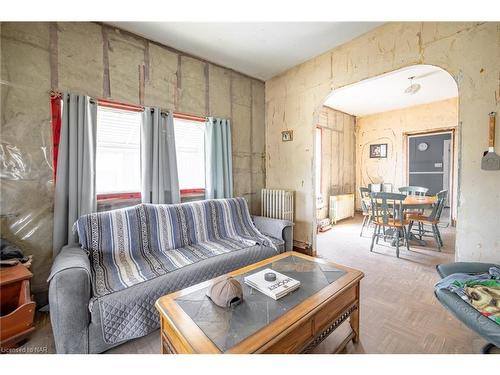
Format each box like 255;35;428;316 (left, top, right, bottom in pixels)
205;117;233;199
141;108;180;204
53;93;97;255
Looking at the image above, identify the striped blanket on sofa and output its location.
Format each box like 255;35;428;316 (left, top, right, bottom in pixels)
75;197;275;298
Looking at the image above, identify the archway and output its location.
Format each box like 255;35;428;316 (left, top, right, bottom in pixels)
312;64;459;259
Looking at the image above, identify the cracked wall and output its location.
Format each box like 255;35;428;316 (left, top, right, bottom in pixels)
0;22;266;302
266;22;499;262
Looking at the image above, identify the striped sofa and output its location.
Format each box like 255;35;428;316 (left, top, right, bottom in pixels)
48;198;293;353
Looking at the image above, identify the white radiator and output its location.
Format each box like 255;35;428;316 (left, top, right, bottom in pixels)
329;194;355;224
261;189;294;221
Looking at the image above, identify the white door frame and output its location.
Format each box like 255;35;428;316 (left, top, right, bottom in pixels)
442;138;451;207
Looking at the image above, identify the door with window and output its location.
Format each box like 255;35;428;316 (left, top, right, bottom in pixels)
408;132;452;199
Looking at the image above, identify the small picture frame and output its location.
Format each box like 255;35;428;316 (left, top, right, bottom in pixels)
281;130;293;142
370;143;387;158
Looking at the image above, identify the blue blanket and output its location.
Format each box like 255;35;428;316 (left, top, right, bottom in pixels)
75;197;275;298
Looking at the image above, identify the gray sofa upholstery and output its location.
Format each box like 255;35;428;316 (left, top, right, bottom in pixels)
48;214;293;353
435;262;500;351
252;215;294;252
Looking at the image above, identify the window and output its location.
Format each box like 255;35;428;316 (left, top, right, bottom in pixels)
315;127;322;198
173;117;205;193
96;105;142;198
95;105;205;202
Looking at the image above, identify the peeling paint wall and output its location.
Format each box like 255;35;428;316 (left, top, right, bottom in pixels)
0;22;266;302
355;98;459;217
317;106;355;220
266;22;500;262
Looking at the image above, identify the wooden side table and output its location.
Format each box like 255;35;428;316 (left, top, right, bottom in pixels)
0;264;36;348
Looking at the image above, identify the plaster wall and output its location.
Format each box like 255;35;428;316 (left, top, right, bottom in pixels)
266;22;500;262
355;97;459;218
317;106;356;220
0;22;266;301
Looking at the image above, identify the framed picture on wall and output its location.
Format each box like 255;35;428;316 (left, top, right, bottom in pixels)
281;130;293;142
370;143;387;158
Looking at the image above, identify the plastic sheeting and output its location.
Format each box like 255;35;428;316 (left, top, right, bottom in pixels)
0;143;33;180
1;119;55;305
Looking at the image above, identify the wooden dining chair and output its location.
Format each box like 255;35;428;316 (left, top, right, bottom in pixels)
398;186;429;196
382;183;393;192
407;190;448;251
368;183;382;192
369;192;410;258
359;187;372;236
399;186;430;218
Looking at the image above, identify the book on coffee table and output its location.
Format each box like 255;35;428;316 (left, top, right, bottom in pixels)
244;268;300;300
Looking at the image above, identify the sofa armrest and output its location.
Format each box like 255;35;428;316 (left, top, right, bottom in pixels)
436;262;500;279
48;244;91;353
252;216;294;251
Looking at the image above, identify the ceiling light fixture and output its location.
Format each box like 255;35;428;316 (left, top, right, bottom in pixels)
404;76;421;95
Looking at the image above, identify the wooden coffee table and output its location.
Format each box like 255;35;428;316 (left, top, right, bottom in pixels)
155;252;363;354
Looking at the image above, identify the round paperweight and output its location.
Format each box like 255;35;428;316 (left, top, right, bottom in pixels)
264;272;277;282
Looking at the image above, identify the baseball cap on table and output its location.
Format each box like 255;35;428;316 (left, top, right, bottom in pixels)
206;276;243;308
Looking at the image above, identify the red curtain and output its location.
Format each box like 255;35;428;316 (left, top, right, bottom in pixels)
50;96;62;180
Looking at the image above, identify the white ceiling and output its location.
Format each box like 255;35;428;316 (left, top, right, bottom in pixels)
107;22;383;80
324;65;458;116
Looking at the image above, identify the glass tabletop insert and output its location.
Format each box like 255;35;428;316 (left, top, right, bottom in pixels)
176;255;346;351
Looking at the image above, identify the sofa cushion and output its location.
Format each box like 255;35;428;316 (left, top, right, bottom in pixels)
75;204;144;256
142;203;190;251
267;236;285;252
182;198;270;247
76;204;183;297
89;244;279;346
75;198;276;298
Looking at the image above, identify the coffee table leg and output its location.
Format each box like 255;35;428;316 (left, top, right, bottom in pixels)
350;284;360;343
350;305;360;343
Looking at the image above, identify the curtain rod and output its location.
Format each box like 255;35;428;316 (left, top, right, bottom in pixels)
174;112;207;122
49;90;208;120
50;90;62;98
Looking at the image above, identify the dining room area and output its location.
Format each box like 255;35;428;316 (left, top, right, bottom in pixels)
309;64;483;353
313;179;468;353
312;123;471;354
359;184;449;256
313;199;468;353
314;63;459;260
317;182;454;261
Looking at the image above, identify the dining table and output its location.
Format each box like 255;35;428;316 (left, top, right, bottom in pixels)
402;195;437;209
363;195;438;247
362;195;437;210
400;195;437;246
